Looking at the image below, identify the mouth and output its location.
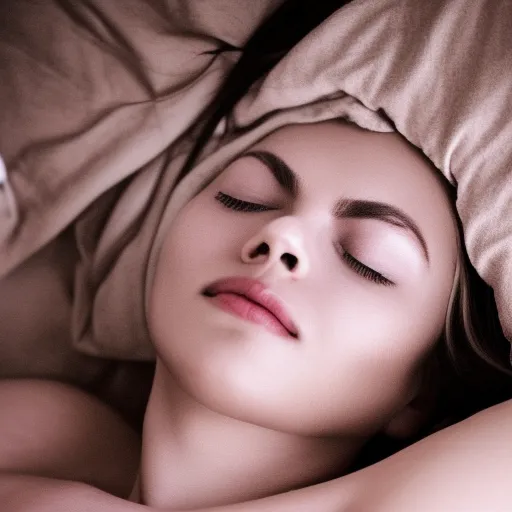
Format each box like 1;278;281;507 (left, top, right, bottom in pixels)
202;277;299;340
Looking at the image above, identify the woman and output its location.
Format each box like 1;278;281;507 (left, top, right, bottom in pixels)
141;119;460;507
1;120;511;511
1;1;512;511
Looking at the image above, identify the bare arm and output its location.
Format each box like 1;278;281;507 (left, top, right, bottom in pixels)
346;398;512;512
0;474;147;512
0;379;140;498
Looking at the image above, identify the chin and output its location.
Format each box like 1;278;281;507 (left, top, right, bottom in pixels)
166;362;315;435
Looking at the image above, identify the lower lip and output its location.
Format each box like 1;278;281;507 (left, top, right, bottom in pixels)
206;293;293;339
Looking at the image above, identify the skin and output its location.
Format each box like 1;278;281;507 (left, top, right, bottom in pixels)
143;121;459;509
0;379;140;498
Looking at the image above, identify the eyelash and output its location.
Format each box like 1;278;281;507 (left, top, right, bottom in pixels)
215;191;394;287
215;191;276;212
339;249;394;287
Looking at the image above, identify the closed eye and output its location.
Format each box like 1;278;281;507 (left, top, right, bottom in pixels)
215;192;277;212
338;247;394;287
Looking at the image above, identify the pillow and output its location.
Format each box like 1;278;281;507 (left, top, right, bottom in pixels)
0;0;283;362
0;0;282;279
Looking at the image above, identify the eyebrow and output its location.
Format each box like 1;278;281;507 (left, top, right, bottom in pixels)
243;149;430;265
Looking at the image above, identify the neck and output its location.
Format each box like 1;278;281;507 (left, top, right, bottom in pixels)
138;362;364;510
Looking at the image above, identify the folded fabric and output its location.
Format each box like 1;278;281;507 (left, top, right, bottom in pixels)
0;0;283;377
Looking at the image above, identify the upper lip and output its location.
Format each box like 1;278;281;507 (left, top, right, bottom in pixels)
202;276;299;338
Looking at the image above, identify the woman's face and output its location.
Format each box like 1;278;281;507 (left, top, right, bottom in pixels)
148;122;458;437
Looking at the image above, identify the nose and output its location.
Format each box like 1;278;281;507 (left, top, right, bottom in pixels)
240;217;310;279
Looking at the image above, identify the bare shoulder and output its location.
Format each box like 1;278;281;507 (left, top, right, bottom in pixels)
0;379;140;498
346;399;512;512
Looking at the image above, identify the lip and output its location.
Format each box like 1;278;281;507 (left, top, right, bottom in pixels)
202;276;299;339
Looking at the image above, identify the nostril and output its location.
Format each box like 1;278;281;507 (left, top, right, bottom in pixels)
249;242;270;259
281;253;298;271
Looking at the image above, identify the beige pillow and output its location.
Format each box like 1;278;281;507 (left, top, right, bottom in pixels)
0;0;283;362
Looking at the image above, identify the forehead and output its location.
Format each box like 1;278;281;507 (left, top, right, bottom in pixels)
254;123;436;195
251;122;452;218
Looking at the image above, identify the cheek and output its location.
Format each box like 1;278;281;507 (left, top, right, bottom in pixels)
314;284;437;383
147;199;244;348
163;200;232;268
147;205;210;335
